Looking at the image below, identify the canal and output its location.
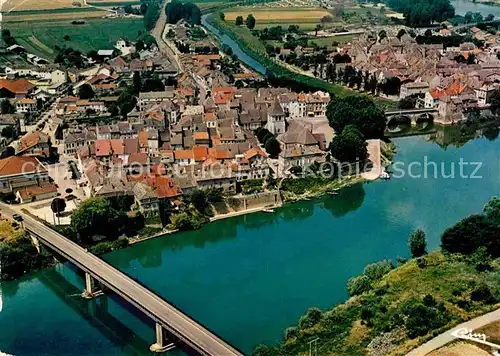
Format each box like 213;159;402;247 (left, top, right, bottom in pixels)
2;125;500;355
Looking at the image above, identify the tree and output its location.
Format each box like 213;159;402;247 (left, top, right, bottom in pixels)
78;84;94;100
378;30;387;42
1;126;15;139
464;11;473;23
397;29;406;39
235;15;244;26
486;13;495;21
330;125;368;163
133;71;142;94
399;95;417;109
363;260;394;280
117;89;137;118
71;197;126;245
63;35;70;41
347;275;371;296
264;137;281;158
184;189;208;213
245;14;256;30
51;198;66;224
315;24;322;36
326;95;386;139
0;146;15;159
441;214;500;256
489;89;500;114
219;12;225;20
484;197;500;225
424;29;432;37
0;99;15;114
408;229;427;258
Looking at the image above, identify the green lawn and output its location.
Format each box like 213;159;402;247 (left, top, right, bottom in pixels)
5;18;144;59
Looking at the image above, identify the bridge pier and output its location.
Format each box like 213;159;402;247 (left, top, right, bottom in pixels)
150;323;176;353
82;272;103;299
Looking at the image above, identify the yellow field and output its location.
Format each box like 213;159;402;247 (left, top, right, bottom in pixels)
2;0;81;12
4;10;107;22
224;8;331;22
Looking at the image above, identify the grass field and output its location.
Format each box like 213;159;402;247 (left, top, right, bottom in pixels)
4;8;108;23
87;0;141;5
223;7;331;31
4;18;144;59
2;0;79;12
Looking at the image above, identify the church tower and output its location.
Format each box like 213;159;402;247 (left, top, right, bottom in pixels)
266;98;286;135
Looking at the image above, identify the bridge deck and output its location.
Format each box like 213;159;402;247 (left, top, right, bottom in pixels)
7;207;243;356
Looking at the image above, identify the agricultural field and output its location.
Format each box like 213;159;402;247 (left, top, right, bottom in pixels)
223;7;332;31
2;0;81;12
3;18;144;59
87;0;141;5
4;8;108;23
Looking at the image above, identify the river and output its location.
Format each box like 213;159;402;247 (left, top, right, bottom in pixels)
1;124;500;355
451;0;500;17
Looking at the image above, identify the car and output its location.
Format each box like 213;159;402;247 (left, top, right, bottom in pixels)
12;214;23;222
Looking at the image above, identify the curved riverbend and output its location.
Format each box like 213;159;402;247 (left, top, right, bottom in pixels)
201;14;267;74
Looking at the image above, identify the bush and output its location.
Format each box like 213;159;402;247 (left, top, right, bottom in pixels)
471;284;496;304
347;275;372;296
363;260;394;281
284;326;299;340
408;229;427;258
298;307;323;329
416;256;427;268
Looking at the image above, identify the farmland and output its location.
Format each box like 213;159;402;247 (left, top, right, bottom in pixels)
4;18;144;59
4;8;109;23
2;0;80;12
223;7;332;31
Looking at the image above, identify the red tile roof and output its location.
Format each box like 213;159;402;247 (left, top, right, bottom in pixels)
0;79;34;95
17;183;57;200
0;156;46;177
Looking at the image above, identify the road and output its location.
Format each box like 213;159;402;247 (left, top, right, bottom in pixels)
407;307;500;355
0;203;243;356
151;0;183;72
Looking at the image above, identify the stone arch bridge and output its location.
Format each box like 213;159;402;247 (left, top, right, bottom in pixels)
385;108;438;126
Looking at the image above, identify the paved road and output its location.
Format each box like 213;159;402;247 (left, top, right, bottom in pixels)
151;0;183;72
0;204;243;356
407;308;500;355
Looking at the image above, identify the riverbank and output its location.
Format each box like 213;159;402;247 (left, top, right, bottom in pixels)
202;13;397;109
256;193;500;355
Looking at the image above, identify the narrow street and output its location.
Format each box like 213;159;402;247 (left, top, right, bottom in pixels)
151;0;183;72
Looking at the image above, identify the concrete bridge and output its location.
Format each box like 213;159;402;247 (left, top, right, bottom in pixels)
1;204;243;356
385;108;438;126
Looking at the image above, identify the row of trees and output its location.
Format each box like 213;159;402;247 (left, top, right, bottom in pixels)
326;95;387;140
386;0;455;26
165;0;201;25
255;127;281;158
235;14;256;30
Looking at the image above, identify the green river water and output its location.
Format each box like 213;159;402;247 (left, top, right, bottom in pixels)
1;124;500;355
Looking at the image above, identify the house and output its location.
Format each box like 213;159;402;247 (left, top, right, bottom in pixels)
399;82;429;99
16;98;37;113
0;114;21;137
16;183;58;203
18;131;51;158
138;90;175;111
0;156;53;195
0;79;35;99
278;145;324;177
232;148;269;181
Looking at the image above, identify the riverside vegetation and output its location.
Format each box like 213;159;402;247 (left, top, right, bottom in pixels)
254;196;500;355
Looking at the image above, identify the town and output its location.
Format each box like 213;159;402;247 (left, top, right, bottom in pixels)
4;0;500;355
